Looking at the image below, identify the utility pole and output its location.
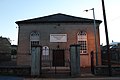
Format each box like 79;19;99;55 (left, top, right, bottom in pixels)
101;0;112;76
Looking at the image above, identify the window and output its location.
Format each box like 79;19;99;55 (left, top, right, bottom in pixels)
42;46;49;61
77;31;87;54
30;32;40;53
30;32;40;41
31;41;39;46
42;46;49;55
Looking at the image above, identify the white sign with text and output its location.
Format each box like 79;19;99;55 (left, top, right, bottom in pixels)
50;34;67;42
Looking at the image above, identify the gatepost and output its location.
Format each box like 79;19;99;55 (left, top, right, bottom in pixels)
70;44;80;77
31;45;42;76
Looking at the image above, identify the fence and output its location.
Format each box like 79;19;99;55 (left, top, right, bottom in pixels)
98;46;120;76
101;48;120;65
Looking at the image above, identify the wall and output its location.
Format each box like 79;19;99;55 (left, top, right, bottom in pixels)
17;22;101;67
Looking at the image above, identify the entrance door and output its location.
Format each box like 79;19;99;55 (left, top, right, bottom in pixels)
91;51;94;74
52;50;65;66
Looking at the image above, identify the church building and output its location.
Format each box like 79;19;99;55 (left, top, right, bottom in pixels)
16;13;102;68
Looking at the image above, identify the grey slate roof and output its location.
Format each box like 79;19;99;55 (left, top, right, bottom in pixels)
16;13;102;24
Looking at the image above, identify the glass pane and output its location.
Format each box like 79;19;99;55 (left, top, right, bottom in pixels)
42;46;49;55
77;31;87;54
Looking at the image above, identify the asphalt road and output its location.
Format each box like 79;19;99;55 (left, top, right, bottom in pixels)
24;77;120;80
0;76;120;80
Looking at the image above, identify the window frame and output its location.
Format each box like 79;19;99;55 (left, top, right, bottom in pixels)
77;31;88;54
30;31;40;54
42;46;49;56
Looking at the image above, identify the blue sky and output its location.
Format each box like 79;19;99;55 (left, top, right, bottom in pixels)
0;0;120;45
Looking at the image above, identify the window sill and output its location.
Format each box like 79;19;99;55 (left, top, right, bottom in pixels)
80;53;88;55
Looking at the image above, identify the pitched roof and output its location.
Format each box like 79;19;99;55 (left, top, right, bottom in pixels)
16;13;102;24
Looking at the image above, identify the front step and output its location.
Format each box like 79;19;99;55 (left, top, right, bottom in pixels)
41;67;71;77
41;67;70;73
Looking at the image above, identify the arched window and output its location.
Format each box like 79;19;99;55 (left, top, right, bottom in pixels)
30;32;40;54
77;31;87;54
30;32;40;46
42;46;49;55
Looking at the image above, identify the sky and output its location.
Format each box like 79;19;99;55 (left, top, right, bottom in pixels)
0;0;120;45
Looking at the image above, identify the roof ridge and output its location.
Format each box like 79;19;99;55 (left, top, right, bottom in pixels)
16;13;102;24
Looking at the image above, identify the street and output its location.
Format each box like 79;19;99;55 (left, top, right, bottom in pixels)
0;76;120;80
24;77;120;80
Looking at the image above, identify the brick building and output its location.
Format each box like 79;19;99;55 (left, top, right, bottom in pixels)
16;13;102;68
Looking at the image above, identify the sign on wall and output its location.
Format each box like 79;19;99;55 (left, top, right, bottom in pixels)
50;34;67;42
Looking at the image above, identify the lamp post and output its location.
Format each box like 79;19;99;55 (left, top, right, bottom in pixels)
84;8;98;66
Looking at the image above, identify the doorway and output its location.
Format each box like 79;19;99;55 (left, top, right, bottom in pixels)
52;50;65;66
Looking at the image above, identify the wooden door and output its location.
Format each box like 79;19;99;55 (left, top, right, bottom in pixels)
52;50;65;66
